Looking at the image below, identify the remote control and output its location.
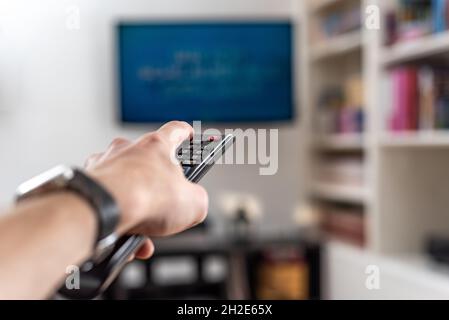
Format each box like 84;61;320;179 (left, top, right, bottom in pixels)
58;134;235;299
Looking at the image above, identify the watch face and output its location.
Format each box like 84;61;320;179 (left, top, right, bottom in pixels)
16;165;74;199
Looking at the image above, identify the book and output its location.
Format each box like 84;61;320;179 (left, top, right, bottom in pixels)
398;67;408;130
317;75;364;135
418;67;436;130
390;68;402;131
386;0;448;45
318;5;362;39
446;0;449;29
382;72;394;131
392;66;418;131
392;67;410;131
435;68;449;128
320;205;365;247
433;0;448;33
407;67;419;130
317;156;364;187
389;65;449;132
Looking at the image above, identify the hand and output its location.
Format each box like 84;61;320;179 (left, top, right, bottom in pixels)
84;121;209;258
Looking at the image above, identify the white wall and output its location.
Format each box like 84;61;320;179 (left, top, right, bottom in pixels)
0;0;305;234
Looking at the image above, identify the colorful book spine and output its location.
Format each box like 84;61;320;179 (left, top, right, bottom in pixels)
392;67;419;131
321;207;365;247
446;0;449;29
389;65;449;132
390;69;401;131
407;67;419;130
387;0;448;46
396;68;408;131
435;69;449;128
399;68;407;131
433;0;448;33
419;67;436;130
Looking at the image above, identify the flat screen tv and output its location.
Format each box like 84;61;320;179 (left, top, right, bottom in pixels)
117;21;294;123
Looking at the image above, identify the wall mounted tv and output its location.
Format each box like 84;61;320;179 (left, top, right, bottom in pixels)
117;21;294;123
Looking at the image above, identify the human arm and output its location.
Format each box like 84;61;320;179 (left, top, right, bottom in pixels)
0;121;208;299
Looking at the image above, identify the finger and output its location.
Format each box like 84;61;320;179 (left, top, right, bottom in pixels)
109;137;130;149
104;137;131;157
186;183;209;228
127;253;136;262
84;152;104;169
135;238;155;260
157;121;194;151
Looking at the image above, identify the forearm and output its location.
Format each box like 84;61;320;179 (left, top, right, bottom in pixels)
0;121;207;299
0;192;96;299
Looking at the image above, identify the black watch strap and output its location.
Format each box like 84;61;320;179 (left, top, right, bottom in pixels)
69;169;120;244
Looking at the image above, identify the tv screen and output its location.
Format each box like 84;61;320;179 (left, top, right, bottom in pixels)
117;21;294;123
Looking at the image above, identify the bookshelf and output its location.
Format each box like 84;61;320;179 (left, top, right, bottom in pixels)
302;0;449;299
324;241;449;299
380;131;449;148
311;30;362;61
382;30;449;66
304;0;368;246
312;182;367;204
314;133;365;151
310;0;353;13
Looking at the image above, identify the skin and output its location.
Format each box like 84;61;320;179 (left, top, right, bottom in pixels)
0;121;208;299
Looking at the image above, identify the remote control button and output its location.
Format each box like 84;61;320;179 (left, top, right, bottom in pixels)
208;135;220;142
181;160;198;166
190;144;202;151
179;148;202;156
203;144;215;151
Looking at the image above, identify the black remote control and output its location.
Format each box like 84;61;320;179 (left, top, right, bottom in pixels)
58;134;235;299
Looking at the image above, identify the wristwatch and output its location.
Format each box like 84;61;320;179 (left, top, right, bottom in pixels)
15;165;120;261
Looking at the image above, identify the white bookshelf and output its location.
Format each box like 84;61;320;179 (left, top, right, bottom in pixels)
312;183;367;204
315;133;365;151
324;241;449;299
304;0;368;216
380;131;449;148
311;30;362;61
310;0;346;13
302;0;449;299
382;30;449;66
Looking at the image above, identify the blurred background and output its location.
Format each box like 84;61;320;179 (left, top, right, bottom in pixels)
1;0;449;299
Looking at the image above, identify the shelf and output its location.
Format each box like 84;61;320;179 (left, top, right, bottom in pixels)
312;182;367;204
314;133;364;151
386;254;449;287
311;30;362;61
382;31;449;66
309;0;347;13
380;131;449;148
325;241;449;299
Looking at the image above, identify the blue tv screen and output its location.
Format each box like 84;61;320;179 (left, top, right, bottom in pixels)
117;21;294;123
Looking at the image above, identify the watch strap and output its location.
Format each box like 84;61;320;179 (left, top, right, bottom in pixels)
69;169;120;244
